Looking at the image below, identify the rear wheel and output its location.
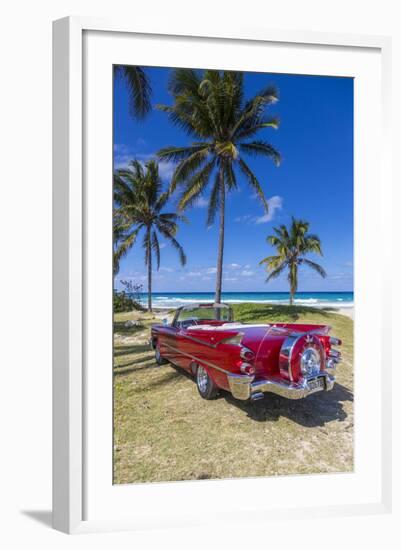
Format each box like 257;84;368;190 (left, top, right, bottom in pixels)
196;365;219;399
155;342;168;365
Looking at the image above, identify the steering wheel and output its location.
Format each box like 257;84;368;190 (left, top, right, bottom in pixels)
180;317;198;328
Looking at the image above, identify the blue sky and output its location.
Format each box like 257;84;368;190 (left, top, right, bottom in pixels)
114;67;353;293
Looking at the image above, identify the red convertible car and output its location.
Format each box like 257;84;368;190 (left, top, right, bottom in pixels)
150;303;341;402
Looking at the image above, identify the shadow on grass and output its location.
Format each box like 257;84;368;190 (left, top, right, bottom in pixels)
115;353;155;368
113;322;147;336
133;370;182;391
222;382;353;426
114;357;160;376
114;344;151;357
235;304;337;323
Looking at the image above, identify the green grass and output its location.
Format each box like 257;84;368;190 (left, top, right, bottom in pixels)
113;303;353;484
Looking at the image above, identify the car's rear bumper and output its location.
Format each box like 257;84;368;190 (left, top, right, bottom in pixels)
227;372;335;401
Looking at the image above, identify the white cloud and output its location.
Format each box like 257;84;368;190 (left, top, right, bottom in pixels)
194;197;208;208
157;160;176;181
227;263;241;270
255;196;283;224
113;145;176;182
233;196;283;225
224;277;238;282
234;214;252;223
159;266;172;272
244;264;251;269
205;267;217;274
328;272;353;281
241;270;255;277
187;271;202;277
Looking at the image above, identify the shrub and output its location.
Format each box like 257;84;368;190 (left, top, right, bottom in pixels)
113;281;145;312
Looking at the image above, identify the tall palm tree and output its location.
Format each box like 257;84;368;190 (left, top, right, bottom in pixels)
114;65;152;120
114;160;187;311
157;69;281;304
260;217;326;305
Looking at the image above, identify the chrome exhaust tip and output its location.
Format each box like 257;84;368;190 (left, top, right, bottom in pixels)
250;392;264;402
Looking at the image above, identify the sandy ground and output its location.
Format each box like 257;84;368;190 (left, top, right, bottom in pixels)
333;307;354;320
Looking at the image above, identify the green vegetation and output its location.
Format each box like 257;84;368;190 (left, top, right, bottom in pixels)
113;160;187;311
113;303;353;484
114;65;152;120
260;217;326;305
157;69;281;303
113;281;144;313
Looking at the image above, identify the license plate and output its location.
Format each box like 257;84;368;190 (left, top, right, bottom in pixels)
307;377;325;394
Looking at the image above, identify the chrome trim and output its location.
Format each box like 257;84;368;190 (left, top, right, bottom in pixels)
240;345;255;360
163;342;233;376
279;333;301;381
227;373;255;400
250;392;265;402
227;372;335;401
161;343;336;402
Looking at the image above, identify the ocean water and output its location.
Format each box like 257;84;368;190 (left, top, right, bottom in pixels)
137;291;354;309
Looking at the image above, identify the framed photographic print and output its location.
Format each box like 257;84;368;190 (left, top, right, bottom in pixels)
53;17;392;534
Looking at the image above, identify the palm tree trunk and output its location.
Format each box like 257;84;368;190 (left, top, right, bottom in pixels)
289;262;297;306
215;172;225;305
147;236;152;312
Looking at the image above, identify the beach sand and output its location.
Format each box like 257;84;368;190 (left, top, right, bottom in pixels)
331;307;354;320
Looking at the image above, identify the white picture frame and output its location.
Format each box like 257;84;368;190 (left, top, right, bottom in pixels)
52;16;392;535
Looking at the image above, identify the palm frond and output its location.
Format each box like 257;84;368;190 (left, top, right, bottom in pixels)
178;159;216;210
234;116;280;141
170;149;210;192
300;259;327;278
114;65;152;120
157;143;211;163
239;140;281;166
206;170;222;226
113;226;142;274
151;230;160;270
237;158;268;210
265;261;287;282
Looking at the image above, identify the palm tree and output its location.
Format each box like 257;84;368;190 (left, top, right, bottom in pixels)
114;65;152;120
157;69;280;304
114;160;187;311
260;217;326;305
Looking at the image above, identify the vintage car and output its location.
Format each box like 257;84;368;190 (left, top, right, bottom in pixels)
150;303;342;402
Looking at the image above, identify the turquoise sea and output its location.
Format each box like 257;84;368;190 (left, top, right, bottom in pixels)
138;291;354;309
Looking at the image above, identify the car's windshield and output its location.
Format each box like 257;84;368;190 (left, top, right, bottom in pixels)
174;304;233;327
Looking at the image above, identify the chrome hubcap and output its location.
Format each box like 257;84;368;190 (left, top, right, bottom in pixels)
197;366;209;393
